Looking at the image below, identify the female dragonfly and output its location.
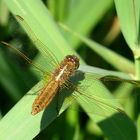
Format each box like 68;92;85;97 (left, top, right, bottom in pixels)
1;15;140;121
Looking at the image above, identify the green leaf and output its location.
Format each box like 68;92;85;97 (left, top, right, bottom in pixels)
137;114;140;140
114;0;140;51
0;0;9;26
48;0;67;22
63;0;113;48
60;23;135;74
0;65;137;140
114;0;140;79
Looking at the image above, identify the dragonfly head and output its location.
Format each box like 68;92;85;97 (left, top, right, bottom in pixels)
65;55;79;70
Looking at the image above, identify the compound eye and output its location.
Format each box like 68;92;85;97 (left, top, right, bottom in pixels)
66;55;73;60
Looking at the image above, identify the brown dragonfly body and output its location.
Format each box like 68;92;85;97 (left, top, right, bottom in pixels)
31;55;79;115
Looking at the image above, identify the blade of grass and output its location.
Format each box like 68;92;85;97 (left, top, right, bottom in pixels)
61;0;113;48
47;0;56;20
114;0;140;50
0;65;137;140
80;65;134;80
49;0;67;21
86;119;103;136
137;114;140;140
0;0;9;26
60;23;135;74
114;0;140;79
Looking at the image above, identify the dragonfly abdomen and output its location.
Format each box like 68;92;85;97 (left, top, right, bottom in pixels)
31;80;59;115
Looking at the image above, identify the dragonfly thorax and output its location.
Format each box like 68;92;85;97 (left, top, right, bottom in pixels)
53;55;79;86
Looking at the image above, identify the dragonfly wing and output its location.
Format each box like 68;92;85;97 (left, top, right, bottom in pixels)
100;75;140;87
56;71;126;121
0;41;52;76
16;15;59;72
73;79;125;121
56;69;140;120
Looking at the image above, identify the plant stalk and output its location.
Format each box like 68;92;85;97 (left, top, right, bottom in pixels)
135;57;140;80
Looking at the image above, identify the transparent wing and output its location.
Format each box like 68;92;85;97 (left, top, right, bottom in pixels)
56;71;128;120
100;75;140;87
76;78;126;118
1;15;63;77
15;15;59;72
0;41;52;76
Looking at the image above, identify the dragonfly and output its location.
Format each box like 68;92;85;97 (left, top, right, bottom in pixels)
1;15;140;121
